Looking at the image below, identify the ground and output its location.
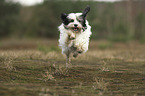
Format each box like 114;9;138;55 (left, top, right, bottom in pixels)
0;39;145;96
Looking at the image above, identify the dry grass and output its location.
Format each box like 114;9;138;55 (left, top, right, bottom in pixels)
92;78;109;91
0;39;145;96
42;71;55;81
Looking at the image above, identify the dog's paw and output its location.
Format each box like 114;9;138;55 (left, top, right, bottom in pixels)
76;47;83;54
77;50;83;54
69;33;75;40
73;54;78;58
66;63;72;68
70;36;75;40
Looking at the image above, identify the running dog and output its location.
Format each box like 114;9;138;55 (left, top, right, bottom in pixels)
58;6;92;67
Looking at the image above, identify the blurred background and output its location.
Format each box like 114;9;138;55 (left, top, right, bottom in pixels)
0;0;145;42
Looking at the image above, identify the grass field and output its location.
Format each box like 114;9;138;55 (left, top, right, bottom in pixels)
0;39;145;96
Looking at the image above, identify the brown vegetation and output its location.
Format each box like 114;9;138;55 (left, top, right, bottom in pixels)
0;39;145;95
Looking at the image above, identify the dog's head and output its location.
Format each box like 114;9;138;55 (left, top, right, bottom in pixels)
61;6;90;32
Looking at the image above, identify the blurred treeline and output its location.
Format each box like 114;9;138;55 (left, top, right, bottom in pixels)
1;0;145;42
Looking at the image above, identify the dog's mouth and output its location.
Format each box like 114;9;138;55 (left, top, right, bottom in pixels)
72;27;80;32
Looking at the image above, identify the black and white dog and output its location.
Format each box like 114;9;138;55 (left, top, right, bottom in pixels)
58;6;92;67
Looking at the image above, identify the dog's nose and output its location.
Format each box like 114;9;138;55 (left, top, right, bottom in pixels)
74;24;78;27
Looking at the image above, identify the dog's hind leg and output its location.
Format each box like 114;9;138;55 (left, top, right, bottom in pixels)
65;51;71;68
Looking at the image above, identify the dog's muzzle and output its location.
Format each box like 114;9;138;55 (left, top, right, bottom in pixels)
71;26;82;32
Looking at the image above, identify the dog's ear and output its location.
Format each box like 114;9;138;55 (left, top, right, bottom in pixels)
82;6;90;18
61;13;68;21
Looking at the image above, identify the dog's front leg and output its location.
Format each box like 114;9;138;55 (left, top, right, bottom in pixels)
70;33;75;40
68;31;75;40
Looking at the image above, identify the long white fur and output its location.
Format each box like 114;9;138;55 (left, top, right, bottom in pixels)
58;13;92;67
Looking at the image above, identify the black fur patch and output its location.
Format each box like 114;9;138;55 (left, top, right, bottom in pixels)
77;16;87;29
61;13;70;25
82;6;90;18
81;6;90;31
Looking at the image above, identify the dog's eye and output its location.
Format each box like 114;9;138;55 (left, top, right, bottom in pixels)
77;19;82;22
78;20;81;22
70;19;74;22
